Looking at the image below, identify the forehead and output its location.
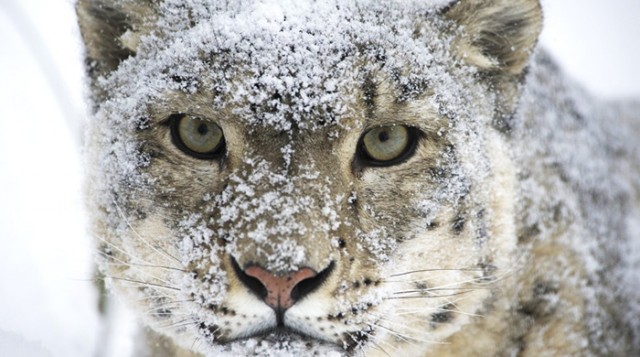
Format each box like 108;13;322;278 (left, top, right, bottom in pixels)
102;1;458;132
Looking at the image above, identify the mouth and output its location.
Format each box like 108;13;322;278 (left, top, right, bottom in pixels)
194;311;332;344
203;324;346;356
220;321;326;345
256;326;315;342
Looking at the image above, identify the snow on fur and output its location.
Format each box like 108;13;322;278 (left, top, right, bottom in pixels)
82;0;640;355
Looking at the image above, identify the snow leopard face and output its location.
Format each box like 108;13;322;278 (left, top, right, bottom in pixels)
78;0;541;355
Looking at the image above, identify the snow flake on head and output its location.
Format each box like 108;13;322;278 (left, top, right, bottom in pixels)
99;0;467;134
206;157;344;272
178;213;228;308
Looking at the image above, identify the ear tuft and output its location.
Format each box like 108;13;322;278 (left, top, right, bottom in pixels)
76;0;154;85
443;0;542;76
77;1;132;78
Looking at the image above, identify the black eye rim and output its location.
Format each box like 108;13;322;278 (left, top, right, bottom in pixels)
357;125;420;167
169;113;226;160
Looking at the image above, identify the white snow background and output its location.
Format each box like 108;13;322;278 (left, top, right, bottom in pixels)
0;0;638;356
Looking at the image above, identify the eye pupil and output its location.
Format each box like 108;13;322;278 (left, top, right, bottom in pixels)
378;131;390;142
197;123;209;135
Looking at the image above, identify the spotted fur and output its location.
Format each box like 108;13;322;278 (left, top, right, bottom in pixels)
77;0;640;356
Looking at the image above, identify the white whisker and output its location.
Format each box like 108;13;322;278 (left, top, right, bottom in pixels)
113;200;182;265
389;267;483;278
104;275;180;292
93;233;155;266
98;251;176;286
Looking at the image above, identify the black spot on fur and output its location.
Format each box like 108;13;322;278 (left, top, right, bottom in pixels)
478;261;497;282
533;280;558;297
362;74;377;117
476;226;487;241
347;193;358;209
493;112;515;133
518;279;559;319
366;45;387;67
452;215;465;234
428;166;449;180
327;312;347;323
391;69;431;103
397;81;426;102
518;223;540;244
436;0;457;15
134;209;147;220
198;322;222;341
168;74;201;92
431;311;453;324
474;209;489;244
426;220;439;230
98;244;113;258
344;330;370;352
153;308;172;320
431;304;455;324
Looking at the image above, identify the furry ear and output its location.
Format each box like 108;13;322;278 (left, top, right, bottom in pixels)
442;0;542;128
443;0;542;76
76;0;153;83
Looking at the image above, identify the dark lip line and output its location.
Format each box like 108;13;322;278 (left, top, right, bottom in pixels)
224;325;326;345
219;326;362;357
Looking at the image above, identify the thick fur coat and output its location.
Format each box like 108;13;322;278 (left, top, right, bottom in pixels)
76;0;640;355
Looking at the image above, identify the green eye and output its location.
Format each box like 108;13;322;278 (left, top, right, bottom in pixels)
359;125;417;166
170;114;225;160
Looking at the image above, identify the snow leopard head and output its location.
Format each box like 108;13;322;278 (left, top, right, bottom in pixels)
77;0;541;355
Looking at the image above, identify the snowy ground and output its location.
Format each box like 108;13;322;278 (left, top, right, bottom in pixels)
0;0;638;356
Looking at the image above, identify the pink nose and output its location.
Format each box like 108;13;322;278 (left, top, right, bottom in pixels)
244;266;318;309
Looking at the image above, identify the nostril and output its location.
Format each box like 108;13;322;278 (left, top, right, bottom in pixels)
231;258;267;299
290;261;335;302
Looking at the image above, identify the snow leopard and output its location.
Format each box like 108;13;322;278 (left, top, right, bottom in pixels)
76;0;640;356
